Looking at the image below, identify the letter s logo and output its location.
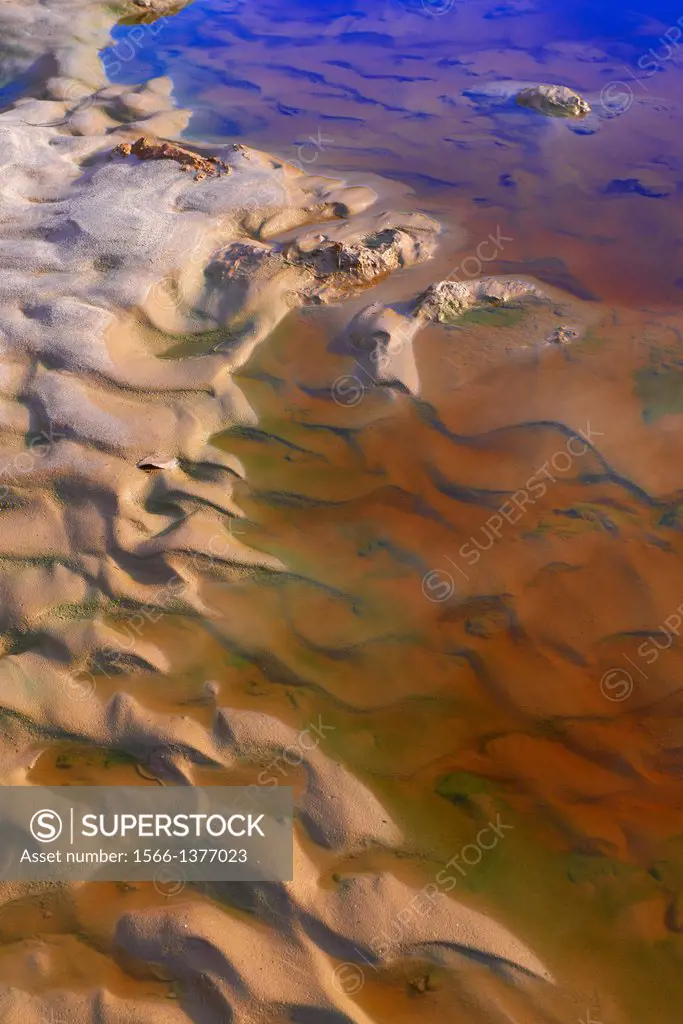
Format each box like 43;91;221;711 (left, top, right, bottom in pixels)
30;809;63;843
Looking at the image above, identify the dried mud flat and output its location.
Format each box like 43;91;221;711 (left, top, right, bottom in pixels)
0;1;681;1023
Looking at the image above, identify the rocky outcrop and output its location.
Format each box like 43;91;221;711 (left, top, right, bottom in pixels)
113;136;231;181
330;274;592;400
288;220;437;301
121;0;188;18
464;80;594;126
196;215;439;354
548;324;579;345
516;83;591;118
414;277;546;323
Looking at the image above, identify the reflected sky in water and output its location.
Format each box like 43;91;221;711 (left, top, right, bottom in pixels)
103;0;683;308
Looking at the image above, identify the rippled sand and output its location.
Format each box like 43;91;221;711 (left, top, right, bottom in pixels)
0;0;683;1022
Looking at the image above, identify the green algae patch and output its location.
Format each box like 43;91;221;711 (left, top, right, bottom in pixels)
574;327;605;353
453;306;526;329
160;327;236;359
54;747;138;771
436;770;490;805
634;364;683;423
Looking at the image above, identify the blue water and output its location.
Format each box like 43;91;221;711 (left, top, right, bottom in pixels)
102;0;683;142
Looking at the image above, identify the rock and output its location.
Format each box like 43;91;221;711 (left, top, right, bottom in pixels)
414;277;546;324
407;973;432;994
516;84;591;118
463;81;600;132
205;217;438;323
120;0;189;21
195;218;437;365
549;325;579;345
136;456;179;472
288;222;437;302
113;136;230;181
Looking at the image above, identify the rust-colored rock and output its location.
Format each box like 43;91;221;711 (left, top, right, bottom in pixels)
112;136;230;181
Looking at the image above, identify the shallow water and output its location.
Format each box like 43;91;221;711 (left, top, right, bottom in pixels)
105;0;683;305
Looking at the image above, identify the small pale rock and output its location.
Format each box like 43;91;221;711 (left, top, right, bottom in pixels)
516;84;591;118
136;456;179;472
